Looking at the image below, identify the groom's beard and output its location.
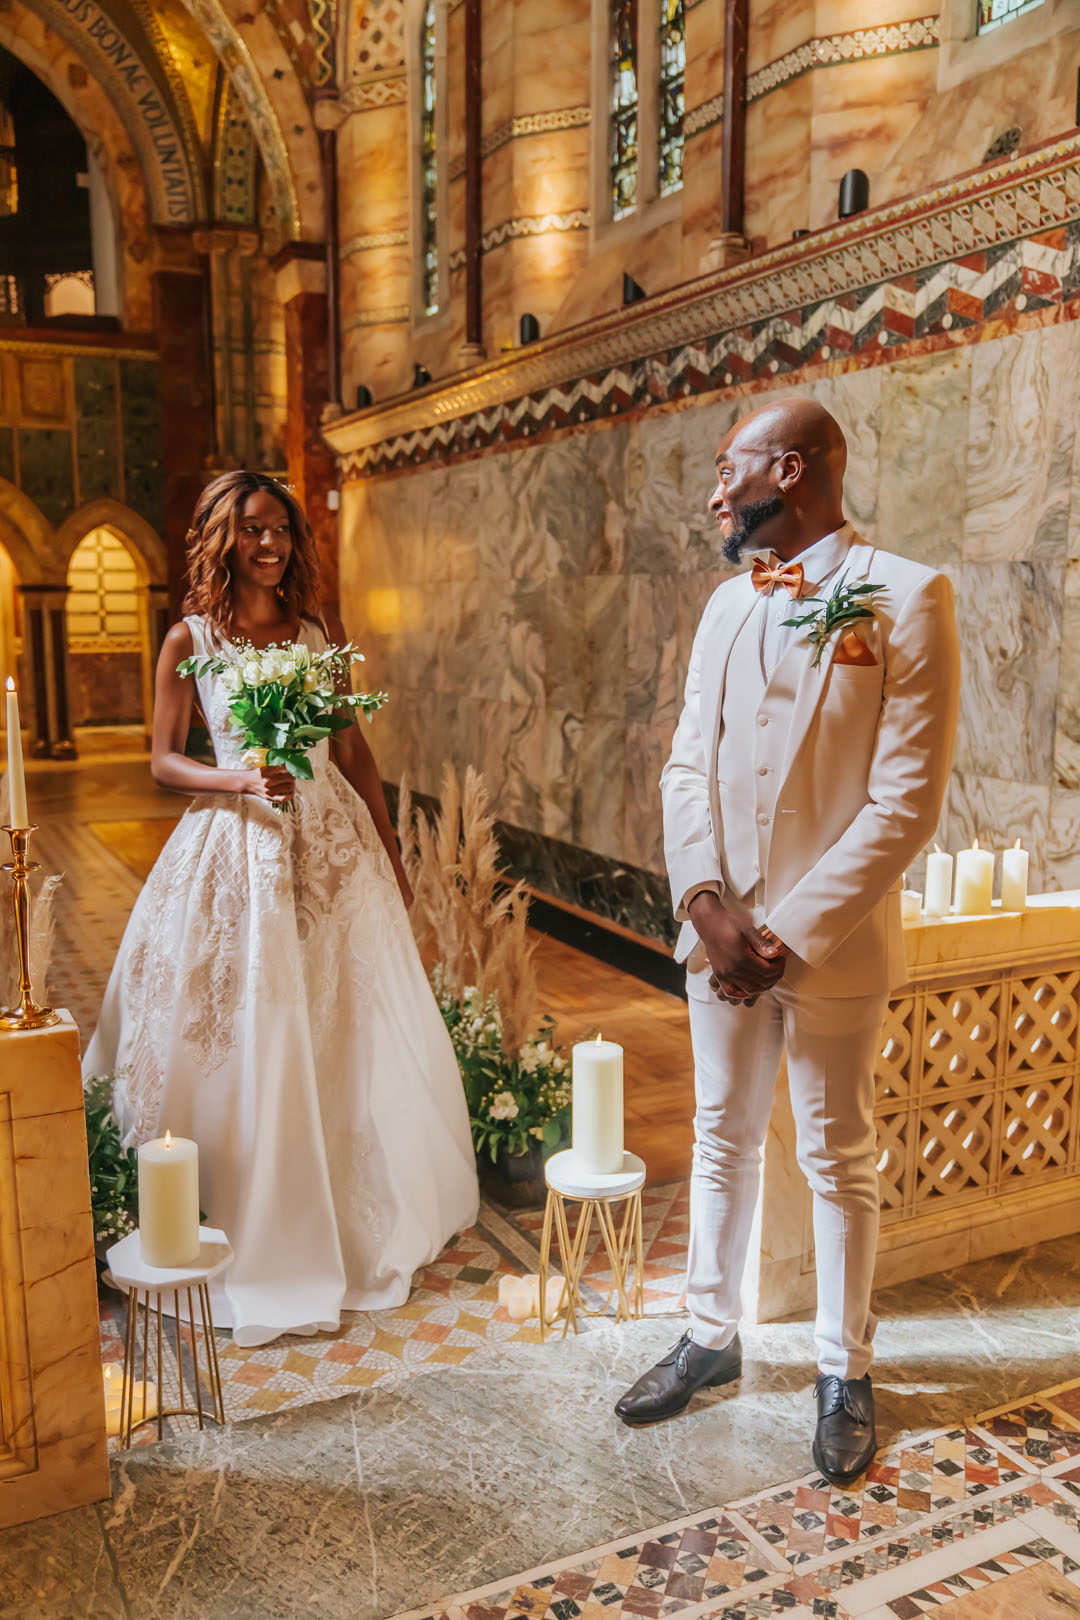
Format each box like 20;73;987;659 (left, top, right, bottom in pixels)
721;495;785;564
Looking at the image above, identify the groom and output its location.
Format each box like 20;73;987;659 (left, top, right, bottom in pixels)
615;398;961;1484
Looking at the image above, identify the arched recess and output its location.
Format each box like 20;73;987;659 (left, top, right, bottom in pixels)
59;502;168;739
53;500;168;587
0;7;156;326
176;0;319;242
0;481;49;584
7;0;202;227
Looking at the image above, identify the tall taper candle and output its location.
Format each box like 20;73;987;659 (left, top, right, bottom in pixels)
5;678;28;829
572;1035;624;1174
138;1131;200;1267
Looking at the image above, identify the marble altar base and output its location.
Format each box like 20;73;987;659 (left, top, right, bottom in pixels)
0;1013;109;1528
744;894;1080;1323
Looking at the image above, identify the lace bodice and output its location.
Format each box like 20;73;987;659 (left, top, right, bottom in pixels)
185;614;332;774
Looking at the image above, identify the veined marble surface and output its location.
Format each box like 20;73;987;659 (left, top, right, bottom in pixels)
343;317;1080;923
4;1231;1080;1619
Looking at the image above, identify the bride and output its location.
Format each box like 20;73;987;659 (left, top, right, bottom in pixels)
84;470;479;1346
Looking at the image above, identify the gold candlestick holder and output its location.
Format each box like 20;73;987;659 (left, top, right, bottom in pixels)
0;825;59;1032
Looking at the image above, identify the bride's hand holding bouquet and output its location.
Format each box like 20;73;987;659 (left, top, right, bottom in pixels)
178;638;388;811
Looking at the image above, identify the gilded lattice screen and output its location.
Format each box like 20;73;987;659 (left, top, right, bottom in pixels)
874;962;1079;1224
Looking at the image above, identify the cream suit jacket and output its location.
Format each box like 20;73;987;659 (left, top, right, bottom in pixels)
662;534;962;998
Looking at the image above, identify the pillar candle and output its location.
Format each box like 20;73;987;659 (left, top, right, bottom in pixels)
1001;838;1029;911
954;839;994;915
923;846;952;916
138;1130;200;1267
5;678;28;829
901;888;922;924
572;1036;624;1174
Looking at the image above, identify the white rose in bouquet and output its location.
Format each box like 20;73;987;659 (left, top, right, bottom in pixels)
303;669;320;693
242;659;262;687
241;746;268;768
259;651;282;682
278;659;297;686
222;666;243;695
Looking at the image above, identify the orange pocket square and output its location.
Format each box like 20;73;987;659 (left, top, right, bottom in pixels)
833;629;878;667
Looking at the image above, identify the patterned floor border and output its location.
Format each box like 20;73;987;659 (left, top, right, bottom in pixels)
97;1178;691;1440
388;1385;1080;1620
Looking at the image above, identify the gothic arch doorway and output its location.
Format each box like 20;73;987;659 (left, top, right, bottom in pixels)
64;523;161;748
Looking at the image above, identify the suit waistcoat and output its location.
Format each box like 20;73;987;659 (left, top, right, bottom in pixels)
716;602;802;899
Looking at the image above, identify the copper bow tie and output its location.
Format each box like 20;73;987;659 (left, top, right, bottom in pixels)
751;557;805;599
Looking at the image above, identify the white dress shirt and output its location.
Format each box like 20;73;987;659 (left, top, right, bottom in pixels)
754;524;852;677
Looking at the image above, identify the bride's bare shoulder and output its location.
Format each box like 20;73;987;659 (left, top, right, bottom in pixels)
158;620;195;667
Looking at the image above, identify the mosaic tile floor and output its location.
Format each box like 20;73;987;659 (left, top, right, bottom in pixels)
397;1388;1080;1620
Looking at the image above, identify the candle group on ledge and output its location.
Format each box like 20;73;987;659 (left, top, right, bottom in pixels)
919;838;1029;918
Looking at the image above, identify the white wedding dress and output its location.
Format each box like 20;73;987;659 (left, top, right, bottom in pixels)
84;615;479;1346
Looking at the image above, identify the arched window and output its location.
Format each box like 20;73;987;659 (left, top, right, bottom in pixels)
419;0;439;316
600;0;685;229
976;0;1044;29
657;0;685;198
609;0;639;220
66;528;141;652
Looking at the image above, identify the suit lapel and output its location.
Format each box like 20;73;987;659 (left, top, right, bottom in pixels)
777;538;878;789
702;574;759;769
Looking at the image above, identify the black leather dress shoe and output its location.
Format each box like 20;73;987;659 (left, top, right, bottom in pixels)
813;1373;876;1486
615;1331;742;1426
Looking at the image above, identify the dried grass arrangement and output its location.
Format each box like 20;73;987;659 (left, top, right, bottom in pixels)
398;764;571;1167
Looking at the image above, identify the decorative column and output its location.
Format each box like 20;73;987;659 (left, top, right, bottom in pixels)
152;230;216;614
699;0;753;273
458;0;484;367
272;243;340;614
18;587;75;761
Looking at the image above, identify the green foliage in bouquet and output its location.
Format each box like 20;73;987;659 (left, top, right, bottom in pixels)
83;1073;139;1245
399;765;571;1168
178;640;388;801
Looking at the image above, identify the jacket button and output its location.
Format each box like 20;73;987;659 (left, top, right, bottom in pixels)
757;765;768;776
757;812;770;826
758;716;769;727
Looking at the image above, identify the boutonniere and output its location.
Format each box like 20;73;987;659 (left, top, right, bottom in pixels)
782;571;885;668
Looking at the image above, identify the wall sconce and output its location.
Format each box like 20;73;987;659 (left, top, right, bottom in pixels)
519;313;541;345
622;273;647;306
355;384;373;409
838;170;869;220
412;363;432;388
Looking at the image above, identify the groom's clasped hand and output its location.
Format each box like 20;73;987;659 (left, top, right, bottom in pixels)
687;888;787;1005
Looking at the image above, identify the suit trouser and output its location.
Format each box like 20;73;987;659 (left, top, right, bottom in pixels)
685;976;887;1379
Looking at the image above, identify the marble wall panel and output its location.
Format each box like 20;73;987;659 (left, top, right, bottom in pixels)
965;321;1079;564
878;349;971;566
342;317;1080;930
948;559;1063;787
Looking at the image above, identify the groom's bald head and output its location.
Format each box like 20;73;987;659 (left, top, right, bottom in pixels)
710;398;848;562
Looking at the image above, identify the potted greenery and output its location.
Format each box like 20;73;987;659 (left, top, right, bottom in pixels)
83;1072;139;1259
399;767;571;1208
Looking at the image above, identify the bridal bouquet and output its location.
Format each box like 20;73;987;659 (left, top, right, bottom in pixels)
177;639;388;806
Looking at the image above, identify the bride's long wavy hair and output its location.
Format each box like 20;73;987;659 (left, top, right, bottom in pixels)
182;471;321;637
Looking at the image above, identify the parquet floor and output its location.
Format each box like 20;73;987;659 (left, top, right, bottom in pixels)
31;755;696;1187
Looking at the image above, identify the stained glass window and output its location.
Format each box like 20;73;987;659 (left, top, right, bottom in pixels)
420;0;439;315
976;0;1044;31
609;0;639;219
657;0;685;196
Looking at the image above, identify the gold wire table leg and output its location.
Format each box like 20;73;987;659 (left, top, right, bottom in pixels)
120;1288;137;1449
200;1284;225;1424
187;1288;205;1429
633;1190;645;1317
155;1294;164;1442
552;1194;581;1337
538;1191;555;1339
595;1200;631;1323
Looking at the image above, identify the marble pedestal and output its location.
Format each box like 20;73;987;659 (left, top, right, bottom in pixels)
0;1013;109;1528
744;894;1080;1323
